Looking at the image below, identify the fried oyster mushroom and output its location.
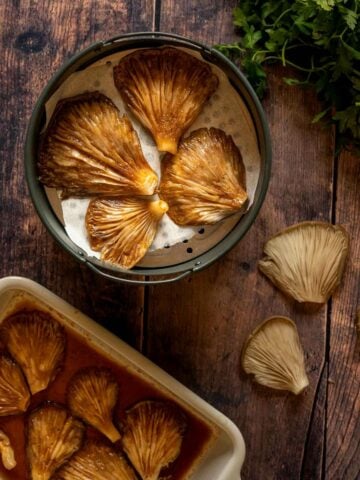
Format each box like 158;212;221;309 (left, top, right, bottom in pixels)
0;310;65;394
242;316;309;395
113;47;219;154
67;367;121;443
0;429;16;470
86;198;168;269
159;128;248;225
0;354;30;415
27;403;85;480
122;401;187;480
54;441;137;480
38;92;158;198
258;222;349;305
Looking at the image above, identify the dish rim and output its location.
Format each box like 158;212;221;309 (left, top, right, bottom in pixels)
0;275;245;479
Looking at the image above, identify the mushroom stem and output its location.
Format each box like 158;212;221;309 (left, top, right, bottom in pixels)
156;137;177;155
103;423;121;443
290;377;310;395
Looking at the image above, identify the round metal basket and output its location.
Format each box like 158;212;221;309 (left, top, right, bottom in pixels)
25;32;271;285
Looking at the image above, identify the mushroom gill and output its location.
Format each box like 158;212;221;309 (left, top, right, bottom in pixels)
86;198;168;269
38;92;158;198
122;400;187;480
258;222;349;304
0;310;66;394
0;354;30;416
67;367;121;443
54;441;137;480
26;403;85;480
159;128;247;225
242;316;309;395
113;47;219;154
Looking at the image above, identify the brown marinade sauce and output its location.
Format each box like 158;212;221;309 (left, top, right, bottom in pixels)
0;307;214;480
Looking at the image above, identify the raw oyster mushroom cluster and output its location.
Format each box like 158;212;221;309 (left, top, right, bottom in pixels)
38;47;248;269
0;308;190;479
242;221;350;395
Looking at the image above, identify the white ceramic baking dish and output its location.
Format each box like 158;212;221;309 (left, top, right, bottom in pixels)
0;276;245;479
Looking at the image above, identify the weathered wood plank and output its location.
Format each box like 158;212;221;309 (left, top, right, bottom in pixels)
0;0;154;348
147;3;335;477
326;151;360;480
159;0;237;44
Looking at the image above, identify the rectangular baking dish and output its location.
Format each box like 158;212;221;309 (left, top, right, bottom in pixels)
0;276;245;479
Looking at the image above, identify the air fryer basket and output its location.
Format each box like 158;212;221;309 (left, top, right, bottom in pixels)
25;32;271;285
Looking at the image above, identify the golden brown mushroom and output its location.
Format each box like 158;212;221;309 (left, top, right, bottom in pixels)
113;48;219;154
122;400;187;480
0;310;66;394
258;222;349;304
0;430;16;470
27;403;85;480
0;354;30;415
242;316;309;395
159;128;247;225
67;367;121;443
86;198;168;269
54;440;137;480
38;92;158;198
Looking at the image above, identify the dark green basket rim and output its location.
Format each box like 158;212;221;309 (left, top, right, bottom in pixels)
25;31;272;284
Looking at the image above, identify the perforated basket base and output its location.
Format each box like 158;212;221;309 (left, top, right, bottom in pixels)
137;212;243;268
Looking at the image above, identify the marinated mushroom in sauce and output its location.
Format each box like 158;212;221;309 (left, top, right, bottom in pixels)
67;367;121;443
0;310;66;395
26;403;85;480
54;440;137;480
122;400;187;480
0;354;30;416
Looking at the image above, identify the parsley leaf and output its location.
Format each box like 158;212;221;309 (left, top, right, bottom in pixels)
216;0;360;153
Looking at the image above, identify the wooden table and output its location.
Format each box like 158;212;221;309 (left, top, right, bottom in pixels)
1;1;359;479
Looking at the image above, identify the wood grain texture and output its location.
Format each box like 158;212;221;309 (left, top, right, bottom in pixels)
0;1;359;479
159;0;237;43
0;0;155;348
326;151;360;480
148;3;336;478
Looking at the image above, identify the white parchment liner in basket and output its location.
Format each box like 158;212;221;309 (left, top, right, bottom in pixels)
44;47;261;268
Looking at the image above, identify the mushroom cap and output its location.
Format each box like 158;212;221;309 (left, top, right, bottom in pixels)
54;440;137;480
0;429;16;470
258;221;349;304
67;367;121;443
113;47;219;154
26;403;85;480
159;128;248;225
0;310;66;394
0;354;30;415
242;316;309;395
86;198;168;269
122;400;187;480
38;92;158;198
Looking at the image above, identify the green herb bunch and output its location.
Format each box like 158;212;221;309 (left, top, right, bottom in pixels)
217;0;360;152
